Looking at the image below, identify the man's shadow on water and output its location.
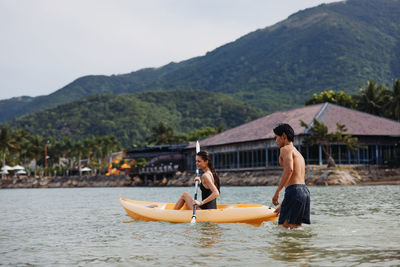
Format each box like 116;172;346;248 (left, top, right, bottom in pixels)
184;222;223;249
267;227;316;263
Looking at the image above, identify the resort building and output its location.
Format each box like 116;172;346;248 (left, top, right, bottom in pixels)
125;144;187;177
184;103;400;171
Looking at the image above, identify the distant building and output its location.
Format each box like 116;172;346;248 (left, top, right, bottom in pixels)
185;103;400;171
125;144;187;177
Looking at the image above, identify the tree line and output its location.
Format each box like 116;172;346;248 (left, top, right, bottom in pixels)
0;127;120;178
0;123;223;178
305;79;400;121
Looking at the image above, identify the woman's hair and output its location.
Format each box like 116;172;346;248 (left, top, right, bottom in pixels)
197;150;220;191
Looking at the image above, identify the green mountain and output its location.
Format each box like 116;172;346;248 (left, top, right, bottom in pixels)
1;0;399;122
4;90;264;147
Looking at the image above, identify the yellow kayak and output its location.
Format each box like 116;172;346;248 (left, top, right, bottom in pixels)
120;198;278;225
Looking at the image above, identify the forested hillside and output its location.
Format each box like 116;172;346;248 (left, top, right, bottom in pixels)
4;91;264;147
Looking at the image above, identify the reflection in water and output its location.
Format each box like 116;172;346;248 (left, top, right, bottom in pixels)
184;222;223;249
122;219;135;223
198;223;223;249
268;227;315;263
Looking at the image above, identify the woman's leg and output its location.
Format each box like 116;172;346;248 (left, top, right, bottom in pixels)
174;192;194;210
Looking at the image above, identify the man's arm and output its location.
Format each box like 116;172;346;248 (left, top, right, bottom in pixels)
272;147;294;205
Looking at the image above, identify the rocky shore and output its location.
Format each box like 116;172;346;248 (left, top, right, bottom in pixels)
0;175;132;189
1;166;399;189
167;165;400;187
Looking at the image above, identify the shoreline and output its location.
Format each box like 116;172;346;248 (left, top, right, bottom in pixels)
1;165;399;189
356;180;400;185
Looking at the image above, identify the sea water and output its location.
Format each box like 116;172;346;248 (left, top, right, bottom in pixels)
1;185;399;266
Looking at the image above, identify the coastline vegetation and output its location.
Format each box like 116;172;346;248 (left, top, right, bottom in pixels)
300;119;360;167
0;123;224;177
0;127;120;177
305;79;400;121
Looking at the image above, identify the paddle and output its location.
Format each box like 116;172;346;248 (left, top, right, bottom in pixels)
190;141;200;224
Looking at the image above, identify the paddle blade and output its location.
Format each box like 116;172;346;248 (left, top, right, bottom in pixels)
190;217;196;224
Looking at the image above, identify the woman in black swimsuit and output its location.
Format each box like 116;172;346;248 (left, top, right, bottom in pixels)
174;150;220;210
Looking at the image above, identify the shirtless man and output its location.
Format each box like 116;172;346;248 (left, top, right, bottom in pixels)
272;123;311;229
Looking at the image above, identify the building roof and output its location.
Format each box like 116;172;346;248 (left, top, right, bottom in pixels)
193;103;400;148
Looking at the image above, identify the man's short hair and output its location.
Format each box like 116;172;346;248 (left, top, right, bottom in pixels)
273;123;294;142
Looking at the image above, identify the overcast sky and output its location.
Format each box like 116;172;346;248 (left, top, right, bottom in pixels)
0;0;339;100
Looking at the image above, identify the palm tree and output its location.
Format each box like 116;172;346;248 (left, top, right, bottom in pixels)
29;135;44;177
92;136;104;174
355;81;391;116
0;127;17;179
49;139;63;166
100;136;112;168
15;129;32;169
83;136;104;174
300;119;359;167
147;122;176;145
386;79;400;121
83;137;97;166
72;141;85;176
61;137;75;175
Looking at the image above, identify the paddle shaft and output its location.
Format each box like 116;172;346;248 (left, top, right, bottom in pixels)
191;166;200;222
191;141;200;223
191;180;199;221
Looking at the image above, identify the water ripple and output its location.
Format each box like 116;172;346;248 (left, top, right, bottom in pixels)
0;186;399;266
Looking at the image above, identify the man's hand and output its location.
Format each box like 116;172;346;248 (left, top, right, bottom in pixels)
272;191;280;206
274;205;281;214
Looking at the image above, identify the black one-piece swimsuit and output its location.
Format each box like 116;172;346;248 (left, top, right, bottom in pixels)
199;172;218;209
